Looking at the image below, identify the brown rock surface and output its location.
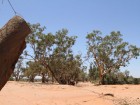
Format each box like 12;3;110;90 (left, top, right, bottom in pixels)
0;16;31;90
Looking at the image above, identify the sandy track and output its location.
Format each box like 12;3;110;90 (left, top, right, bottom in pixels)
0;81;140;105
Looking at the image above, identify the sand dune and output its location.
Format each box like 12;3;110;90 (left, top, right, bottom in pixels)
0;81;140;105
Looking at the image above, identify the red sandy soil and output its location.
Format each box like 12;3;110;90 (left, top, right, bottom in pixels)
0;81;140;105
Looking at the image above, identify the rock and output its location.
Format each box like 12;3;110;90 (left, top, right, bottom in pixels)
0;16;31;90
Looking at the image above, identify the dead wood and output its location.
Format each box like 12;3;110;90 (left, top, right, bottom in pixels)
0;16;31;90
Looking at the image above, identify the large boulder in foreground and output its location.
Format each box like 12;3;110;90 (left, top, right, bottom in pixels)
0;16;31;90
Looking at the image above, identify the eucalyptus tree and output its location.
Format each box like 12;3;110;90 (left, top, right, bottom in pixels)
25;23;84;84
88;63;99;81
24;23;55;83
25;23;47;61
86;30;140;84
24;61;40;82
49;29;82;84
13;56;24;81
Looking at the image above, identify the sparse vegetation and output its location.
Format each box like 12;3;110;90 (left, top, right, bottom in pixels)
11;24;140;85
86;31;140;84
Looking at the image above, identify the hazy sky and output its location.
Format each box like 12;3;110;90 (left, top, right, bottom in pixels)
0;0;140;77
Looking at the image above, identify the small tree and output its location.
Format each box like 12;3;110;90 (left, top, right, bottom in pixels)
13;56;24;81
49;29;82;84
86;30;140;84
88;63;99;81
24;23;55;83
24;61;40;82
25;23;83;85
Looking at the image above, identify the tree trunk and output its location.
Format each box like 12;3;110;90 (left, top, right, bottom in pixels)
51;75;54;83
41;73;46;83
42;62;72;85
0;16;31;90
15;76;19;81
42;62;60;84
101;74;105;85
99;68;102;84
29;75;34;82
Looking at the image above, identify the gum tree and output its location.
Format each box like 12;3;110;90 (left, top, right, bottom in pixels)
24;23;55;83
25;23;84;84
86;30;140;84
49;29;82;84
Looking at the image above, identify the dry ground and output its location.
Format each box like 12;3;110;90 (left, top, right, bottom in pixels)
0;81;140;105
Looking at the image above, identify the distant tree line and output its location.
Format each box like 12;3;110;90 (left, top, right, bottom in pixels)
88;63;140;84
11;23;140;85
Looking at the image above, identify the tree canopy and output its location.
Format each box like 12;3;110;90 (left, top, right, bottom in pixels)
12;24;140;85
22;23;86;84
86;30;140;84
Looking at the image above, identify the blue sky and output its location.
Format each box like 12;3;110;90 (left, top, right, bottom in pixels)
0;0;140;77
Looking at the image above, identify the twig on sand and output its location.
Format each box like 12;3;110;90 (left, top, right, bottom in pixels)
103;93;114;97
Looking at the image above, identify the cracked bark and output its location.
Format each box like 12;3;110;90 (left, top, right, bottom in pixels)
0;16;31;90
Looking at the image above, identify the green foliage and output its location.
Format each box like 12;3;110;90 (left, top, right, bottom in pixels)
88;63;99;81
133;78;139;84
24;23;56;83
22;24;140;85
9;76;14;81
86;30;140;84
79;66;88;82
13;56;24;81
24;61;40;82
24;23;85;85
49;30;83;84
93;69;140;85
